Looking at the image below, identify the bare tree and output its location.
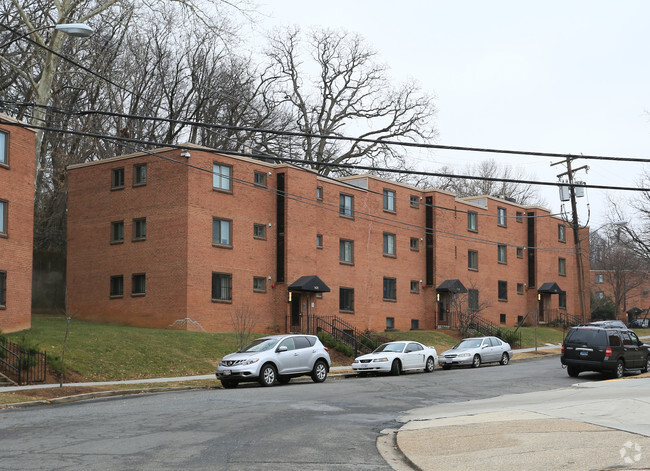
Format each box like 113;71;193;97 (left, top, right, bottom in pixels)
432;159;546;206
259;27;437;176
230;304;257;350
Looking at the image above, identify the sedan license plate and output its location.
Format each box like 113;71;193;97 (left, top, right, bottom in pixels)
357;363;369;369
445;358;452;364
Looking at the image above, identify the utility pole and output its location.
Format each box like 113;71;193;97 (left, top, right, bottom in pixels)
552;157;589;323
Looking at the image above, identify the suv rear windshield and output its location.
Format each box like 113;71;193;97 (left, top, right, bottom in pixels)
565;328;608;347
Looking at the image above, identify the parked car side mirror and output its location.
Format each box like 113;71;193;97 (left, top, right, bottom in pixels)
277;346;288;353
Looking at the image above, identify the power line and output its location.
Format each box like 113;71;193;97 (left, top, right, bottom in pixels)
2;118;649;194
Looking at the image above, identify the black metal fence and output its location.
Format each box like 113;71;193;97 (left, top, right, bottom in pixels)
312;316;391;357
0;336;47;385
462;313;523;348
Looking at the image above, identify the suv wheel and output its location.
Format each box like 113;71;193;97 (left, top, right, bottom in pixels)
613;359;625;379
567;366;580;378
259;363;277;387
642;356;650;374
311;360;328;383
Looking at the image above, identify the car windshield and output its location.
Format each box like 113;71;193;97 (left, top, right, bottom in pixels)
453;339;483;349
374;343;406;353
239;338;280;353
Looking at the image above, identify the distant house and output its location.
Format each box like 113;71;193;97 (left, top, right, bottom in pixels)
66;145;588;333
0;114;35;333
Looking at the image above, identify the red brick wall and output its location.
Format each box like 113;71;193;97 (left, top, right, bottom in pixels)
0;115;34;333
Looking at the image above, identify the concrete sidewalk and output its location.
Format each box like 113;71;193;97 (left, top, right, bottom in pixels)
383;378;650;471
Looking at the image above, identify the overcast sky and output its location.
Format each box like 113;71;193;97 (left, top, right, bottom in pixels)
257;0;650;228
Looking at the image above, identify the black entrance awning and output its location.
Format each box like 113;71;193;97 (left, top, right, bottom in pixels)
288;275;331;293
436;279;467;294
537;282;564;294
627;307;643;316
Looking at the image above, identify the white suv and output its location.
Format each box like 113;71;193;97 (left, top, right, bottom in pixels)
216;334;331;388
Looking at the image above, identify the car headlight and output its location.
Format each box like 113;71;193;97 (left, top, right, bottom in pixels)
244;358;259;365
373;357;389;362
458;353;471;358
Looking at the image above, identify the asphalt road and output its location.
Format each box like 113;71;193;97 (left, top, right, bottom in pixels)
0;357;597;470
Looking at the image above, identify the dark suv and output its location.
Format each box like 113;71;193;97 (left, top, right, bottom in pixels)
561;325;650;378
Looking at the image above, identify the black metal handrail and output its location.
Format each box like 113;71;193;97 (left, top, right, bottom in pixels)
312;316;391;357
0;337;47;385
461;313;523;348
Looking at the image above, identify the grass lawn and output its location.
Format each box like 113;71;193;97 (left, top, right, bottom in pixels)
4;315;250;381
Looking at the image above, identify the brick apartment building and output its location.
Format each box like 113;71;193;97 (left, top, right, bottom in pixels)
0;114;35;333
66;145;589;333
591;269;650;322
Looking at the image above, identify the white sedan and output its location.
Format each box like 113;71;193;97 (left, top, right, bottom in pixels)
352;341;438;376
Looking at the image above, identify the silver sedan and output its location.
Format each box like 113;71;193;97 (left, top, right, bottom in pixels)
439;336;513;369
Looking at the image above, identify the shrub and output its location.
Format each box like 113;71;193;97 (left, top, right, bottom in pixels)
317;332;355;357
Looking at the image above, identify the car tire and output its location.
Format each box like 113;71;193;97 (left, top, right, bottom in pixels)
259;363;277;387
642;356;650;374
390;359;402;376
221;379;237;389
442;364;452;370
425;356;436;373
613;359;625;379
311;360;328;383
278;375;291;385
500;353;510;366
472;355;481;368
567;366;580;378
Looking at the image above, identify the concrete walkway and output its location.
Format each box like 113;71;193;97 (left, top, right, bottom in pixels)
381;378;650;470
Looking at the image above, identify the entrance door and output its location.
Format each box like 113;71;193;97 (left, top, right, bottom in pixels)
438;297;448;326
290;293;302;332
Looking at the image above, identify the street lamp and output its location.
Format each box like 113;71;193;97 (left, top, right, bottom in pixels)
0;23;94;49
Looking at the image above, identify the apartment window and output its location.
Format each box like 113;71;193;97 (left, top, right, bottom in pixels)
410;195;419;208
212;272;232;302
498;244;507;264
110;275;124;298
339;193;354;218
468;289;479;311
411;319;420;330
500;314;506;324
559;291;567;308
212;163;232;191
410;280;419;293
467;211;478;232
558;224;566;243
254;171;267;187
0;131;7;166
596;291;605;299
383;233;396;256
516;211;523;223
386;317;395;330
517;283;524;294
497;207;506;227
643;291;649;298
316;186;323;200
383;277;397;301
559;257;566;276
517;247;523;258
133;163;147;186
212;218;232;246
339;239;354;264
253;277;266;292
468;250;478;270
498;280;508;301
316;234;323;248
111;221;124;243
111;167;125;189
410;237;419;251
131;273;146;296
595;273;604;283
0;271;6;307
133;218;147;241
339;287;354;312
383;189;396;212
253;223;266;240
0;200;6;235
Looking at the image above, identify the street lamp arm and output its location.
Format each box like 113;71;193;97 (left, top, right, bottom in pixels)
0;23;93;49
